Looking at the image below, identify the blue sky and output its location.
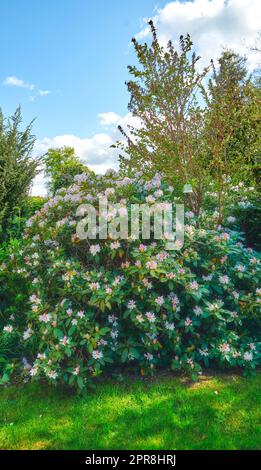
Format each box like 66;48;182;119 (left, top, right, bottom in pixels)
0;0;259;193
0;0;168;138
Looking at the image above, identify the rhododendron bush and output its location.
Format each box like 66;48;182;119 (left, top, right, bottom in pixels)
1;170;260;389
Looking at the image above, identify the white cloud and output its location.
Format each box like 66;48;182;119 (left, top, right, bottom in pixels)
32;133;118;196
38;89;51;96
31;111;142;196
3;75;51;100
136;0;261;69
4;75;35;90
98;112;121;125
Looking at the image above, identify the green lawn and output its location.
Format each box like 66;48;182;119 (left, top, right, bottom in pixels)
0;373;260;450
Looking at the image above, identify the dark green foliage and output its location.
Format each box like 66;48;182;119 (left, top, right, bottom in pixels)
0;107;39;240
5;196;46;240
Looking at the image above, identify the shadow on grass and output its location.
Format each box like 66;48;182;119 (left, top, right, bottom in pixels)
0;373;260;450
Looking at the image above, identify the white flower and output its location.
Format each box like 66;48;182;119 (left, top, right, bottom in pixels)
92;350;103;360
227;216;236;224
29;366;38;376
199;348;209;357
23;328;33;340
105;187;115;197
89;282;100;291
146;195;156;204
47;370;58;379
108;314;117;324
3;325;13;333
219;275;229;285
236;264;245;272
110;330;118;339
185;211;195;219
154;189;163;198
73;366;80;375
128;300;136;310
37;353;46;360
243;351;253;362
144;352;153;361
89;244;101;256
110;241;121;250
165;322;175;331
193;306;203;316
155;296;164;306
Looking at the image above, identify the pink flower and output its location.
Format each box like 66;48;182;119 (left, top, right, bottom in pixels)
219;343;230;353
185;318;193;327
233;351;241;358
77;310;85;318
167;272;175;279
139;244;146;252
188;281;199;291
236;264;245;272
146;260;158;270
39;313;51;323
145;312;156;323
90;282;100;291
178;268;186;275
221;233;230;241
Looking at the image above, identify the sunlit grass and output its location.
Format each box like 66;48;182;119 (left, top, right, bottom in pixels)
0;373;260;450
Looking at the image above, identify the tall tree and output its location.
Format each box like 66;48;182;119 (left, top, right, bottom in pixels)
116;20;209;214
203;51;261;220
0;107;38;237
117;21;260;218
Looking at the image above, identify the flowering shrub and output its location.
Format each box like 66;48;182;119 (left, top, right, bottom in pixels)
1;170;260;389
